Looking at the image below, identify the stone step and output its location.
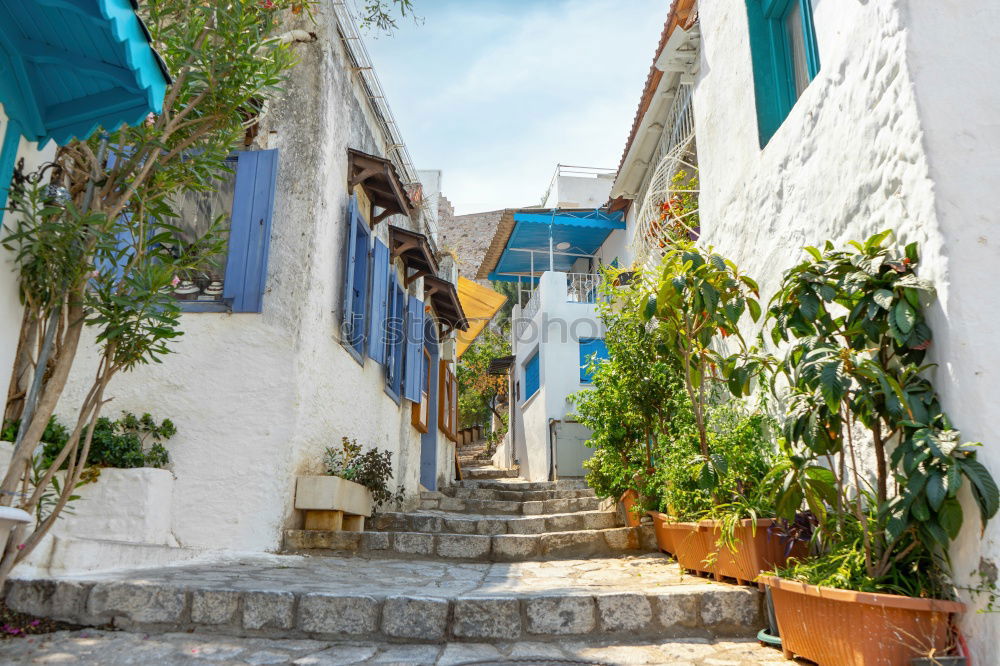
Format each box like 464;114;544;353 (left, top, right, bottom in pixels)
284;525;655;561
419;494;609;516
5;554;762;645
442;486;597;502
458;478;589;492
371;509;620;535
462;467;519;480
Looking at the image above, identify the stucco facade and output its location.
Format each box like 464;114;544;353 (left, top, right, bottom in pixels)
689;0;999;658
50;5;458;558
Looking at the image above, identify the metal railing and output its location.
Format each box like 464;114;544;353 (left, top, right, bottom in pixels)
636;82;695;206
566;273;602;304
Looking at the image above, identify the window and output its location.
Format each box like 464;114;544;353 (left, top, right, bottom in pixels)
411;347;431;433
368;238;390;364
523;351;540;402
438;360;458;441
745;0;820;146
579;338;609;383
402;295;425;403
118;149;279;313
384;273;405;401
341;194;372;360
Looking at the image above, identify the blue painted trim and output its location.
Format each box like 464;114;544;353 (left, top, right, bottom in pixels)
0;120;21;223
524;350;540;402
384;273;405;401
223;149;279;313
368;239;390;365
579;338;609;383
178;301;230;314
745;0;821;147
488;272;541;283
403;296;425;402
0;0;168;146
512;210;625;230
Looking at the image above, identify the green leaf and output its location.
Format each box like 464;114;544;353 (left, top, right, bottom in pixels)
893;300;916;334
747;298;762;322
911;495;931;522
937;498;964;540
961;458;1000;520
799;292;820;321
926;471;946;512
804;246;823;262
873;289;894;310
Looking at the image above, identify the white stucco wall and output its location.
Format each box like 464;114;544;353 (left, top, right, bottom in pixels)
693;0;1000;658
0;107;57;411
511;272;604;482
52;5;451;555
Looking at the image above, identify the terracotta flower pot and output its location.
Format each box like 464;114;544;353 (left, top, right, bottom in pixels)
648;511;675;554
649;518;802;584
620;489;641;527
760;575;965;666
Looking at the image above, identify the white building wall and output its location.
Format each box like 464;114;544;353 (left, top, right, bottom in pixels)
0;107;57;412
53;4;446;554
512;272;603;482
694;0;1000;659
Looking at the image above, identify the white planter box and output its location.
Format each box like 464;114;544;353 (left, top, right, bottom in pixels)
295;476;372;517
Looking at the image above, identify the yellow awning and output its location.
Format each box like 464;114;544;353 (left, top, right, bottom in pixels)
456;277;507;358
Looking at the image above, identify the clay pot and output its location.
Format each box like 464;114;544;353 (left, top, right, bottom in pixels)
760;575;965;666
647;518;802;585
620;489;641;527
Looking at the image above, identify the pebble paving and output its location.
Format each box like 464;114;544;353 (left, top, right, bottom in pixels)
0;630;792;664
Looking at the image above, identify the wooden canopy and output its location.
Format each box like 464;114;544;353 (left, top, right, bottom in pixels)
424;275;469;334
347;149;414;223
389;224;438;287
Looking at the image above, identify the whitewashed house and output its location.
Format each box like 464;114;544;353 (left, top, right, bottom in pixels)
21;3;466;572
610;0;1000;660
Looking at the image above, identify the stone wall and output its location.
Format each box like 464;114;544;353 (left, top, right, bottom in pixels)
437;205;504;282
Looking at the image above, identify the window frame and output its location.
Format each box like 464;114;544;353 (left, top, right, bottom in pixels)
438;359;458;442
523;349;540;403
746;0;821;147
579;337;609;384
341;194;372;364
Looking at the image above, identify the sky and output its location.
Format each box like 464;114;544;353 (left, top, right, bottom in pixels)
362;0;668;215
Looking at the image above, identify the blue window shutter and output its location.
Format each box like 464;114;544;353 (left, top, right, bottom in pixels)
524;352;540;400
349;215;371;356
386;275;405;396
223;149;279;313
341;195;359;332
367;239;390;364
403;296;425;402
579;338;609;383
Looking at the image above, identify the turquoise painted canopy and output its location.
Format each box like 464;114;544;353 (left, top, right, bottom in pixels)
0;0;169;146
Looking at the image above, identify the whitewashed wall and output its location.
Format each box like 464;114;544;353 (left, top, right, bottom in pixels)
512;272;604;481
54;5;445;555
0;107;57;409
694;0;1000;659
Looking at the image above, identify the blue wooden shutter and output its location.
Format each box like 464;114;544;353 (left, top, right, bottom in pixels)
223;149;279;313
386;275;405;396
341;195;359;332
579;338;609;383
524;351;540;400
403;296;425;402
367;239;390;364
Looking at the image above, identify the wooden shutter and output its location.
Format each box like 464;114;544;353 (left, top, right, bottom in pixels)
368;239;390;364
403;296;424;402
524;351;540;400
438;360;458;442
340;195;371;356
223;149;279;313
385;275;405;396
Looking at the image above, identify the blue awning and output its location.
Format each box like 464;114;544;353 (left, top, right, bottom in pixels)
0;0;170;213
487;208;625;281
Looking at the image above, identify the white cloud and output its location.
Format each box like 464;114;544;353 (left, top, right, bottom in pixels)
365;0;666;214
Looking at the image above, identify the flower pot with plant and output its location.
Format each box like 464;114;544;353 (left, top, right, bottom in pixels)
295;437;403;532
760;232;998;665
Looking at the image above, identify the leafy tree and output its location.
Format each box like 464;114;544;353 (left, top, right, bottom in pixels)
0;0;310;585
767;231;999;593
457;327;510;431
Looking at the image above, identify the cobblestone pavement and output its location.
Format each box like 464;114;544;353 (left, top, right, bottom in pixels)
0;630;792;665
44;552;701;597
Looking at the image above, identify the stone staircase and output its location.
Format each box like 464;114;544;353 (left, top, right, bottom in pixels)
284;479;655;561
3;474;766;652
456;438;518;480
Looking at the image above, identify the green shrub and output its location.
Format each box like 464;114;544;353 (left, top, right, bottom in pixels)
323;437;403;510
37;412;174;470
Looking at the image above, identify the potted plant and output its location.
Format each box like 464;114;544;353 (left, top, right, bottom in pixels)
759;233;998;664
295;437;402;532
